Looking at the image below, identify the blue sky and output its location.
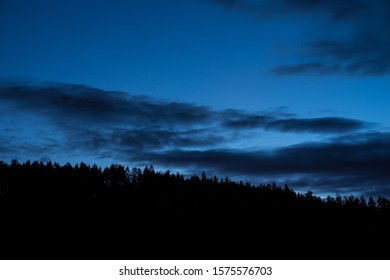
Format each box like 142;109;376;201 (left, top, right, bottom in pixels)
1;0;390;197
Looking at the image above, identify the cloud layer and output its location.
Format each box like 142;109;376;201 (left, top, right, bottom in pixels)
210;0;390;76
0;81;388;197
140;132;390;196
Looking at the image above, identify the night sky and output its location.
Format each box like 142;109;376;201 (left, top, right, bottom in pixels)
1;0;390;198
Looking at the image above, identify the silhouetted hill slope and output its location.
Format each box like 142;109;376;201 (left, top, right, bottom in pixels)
0;160;389;259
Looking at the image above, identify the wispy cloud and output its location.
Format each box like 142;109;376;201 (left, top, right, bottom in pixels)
209;0;390;76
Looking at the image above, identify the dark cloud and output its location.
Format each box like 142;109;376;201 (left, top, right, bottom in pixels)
305;40;390;76
287;0;390;76
275;39;390;76
224;113;368;133
210;0;390;76
0;81;366;136
268;117;367;133
68;128;224;154
210;0;371;20
0;81;386;197
138;135;390;177
0;81;225;162
284;0;369;21
110;128;224;151
137;132;390;197
0;82;214;128
285;175;390;198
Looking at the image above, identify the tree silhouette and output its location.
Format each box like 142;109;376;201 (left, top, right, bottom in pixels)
0;159;390;259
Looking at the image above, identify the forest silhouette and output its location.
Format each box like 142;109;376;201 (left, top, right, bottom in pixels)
1;159;389;259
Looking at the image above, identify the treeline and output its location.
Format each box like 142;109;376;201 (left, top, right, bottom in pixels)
0;159;390;259
1;159;388;210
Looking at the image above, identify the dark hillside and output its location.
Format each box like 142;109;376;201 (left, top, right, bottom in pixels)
0;160;389;259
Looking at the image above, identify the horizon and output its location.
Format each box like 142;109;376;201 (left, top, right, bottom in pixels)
1;158;387;200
